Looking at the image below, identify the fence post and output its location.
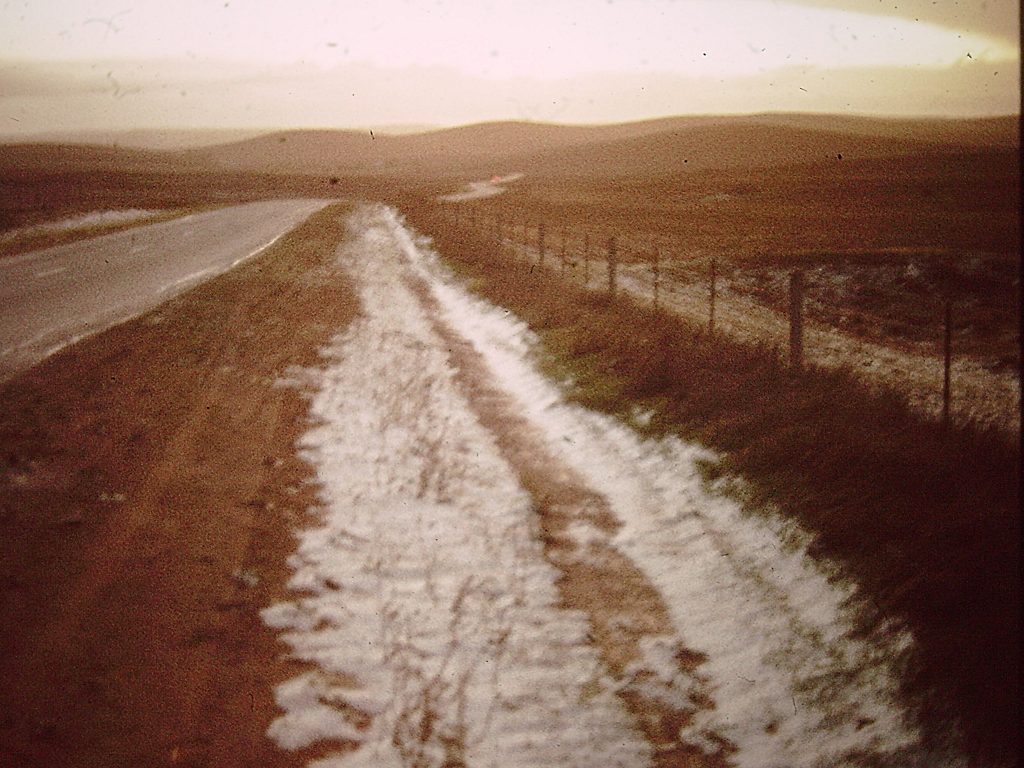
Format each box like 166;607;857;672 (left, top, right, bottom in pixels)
789;270;804;372
608;236;618;297
709;258;717;338
538;222;546;267
942;300;952;431
652;243;660;311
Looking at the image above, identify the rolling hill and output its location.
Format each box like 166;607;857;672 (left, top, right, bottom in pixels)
2;113;1017;182
184;113;1019;179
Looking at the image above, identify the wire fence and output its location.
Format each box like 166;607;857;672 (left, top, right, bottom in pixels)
437;204;1020;436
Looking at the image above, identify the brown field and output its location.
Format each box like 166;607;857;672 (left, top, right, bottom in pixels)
450;145;1018;365
0;113;1019;765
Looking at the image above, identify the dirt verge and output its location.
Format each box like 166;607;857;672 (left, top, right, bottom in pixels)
0;203;359;767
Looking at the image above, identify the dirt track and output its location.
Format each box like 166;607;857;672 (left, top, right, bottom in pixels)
259;204;930;767
0;203;358;767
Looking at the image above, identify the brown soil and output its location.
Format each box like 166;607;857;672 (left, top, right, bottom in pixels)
0;203;359;767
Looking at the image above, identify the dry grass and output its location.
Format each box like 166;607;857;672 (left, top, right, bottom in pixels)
400;202;1020;766
437;146;1019;378
465;149;1019;257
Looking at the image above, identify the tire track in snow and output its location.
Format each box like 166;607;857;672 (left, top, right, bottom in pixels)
265;203;954;768
404;262;731;767
262;206;650;767
389;209;958;767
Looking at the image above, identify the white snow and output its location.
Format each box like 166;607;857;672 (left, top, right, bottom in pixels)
386;206;960;767
263;204;649;767
438;174;524;202
268;674;367;750
1;209;162;241
265;202;960;767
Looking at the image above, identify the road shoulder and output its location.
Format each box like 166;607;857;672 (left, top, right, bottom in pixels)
0;203;359;767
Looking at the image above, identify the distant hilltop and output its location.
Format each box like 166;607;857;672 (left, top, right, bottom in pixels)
1;113;1017;181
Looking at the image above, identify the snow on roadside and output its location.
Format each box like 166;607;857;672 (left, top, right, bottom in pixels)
386;207;961;767
263;204;649;767
616;262;1019;435
1;209;162;241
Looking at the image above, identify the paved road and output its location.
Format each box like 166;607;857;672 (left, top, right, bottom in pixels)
0;199;332;380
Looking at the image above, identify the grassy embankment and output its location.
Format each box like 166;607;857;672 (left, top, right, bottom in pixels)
400;201;1020;765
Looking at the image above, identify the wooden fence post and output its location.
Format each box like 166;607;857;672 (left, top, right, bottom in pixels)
942;300;952;431
608;236;618;297
538;222;546;267
709;258;717;338
789;270;804;372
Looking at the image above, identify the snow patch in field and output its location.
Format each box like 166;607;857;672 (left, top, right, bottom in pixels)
263;204;649;767
438;173;524;202
384;206;956;767
1;209;161;241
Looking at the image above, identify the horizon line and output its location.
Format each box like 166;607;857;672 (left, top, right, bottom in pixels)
2;109;1020;142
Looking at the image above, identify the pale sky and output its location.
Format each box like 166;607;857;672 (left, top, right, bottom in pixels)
0;0;1019;135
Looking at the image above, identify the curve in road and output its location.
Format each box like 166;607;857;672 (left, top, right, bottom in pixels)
0;199;333;381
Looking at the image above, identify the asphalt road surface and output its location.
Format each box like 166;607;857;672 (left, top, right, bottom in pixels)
0;199;332;381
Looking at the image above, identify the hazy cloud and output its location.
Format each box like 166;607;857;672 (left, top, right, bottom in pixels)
785;0;1019;43
0;57;1017;140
